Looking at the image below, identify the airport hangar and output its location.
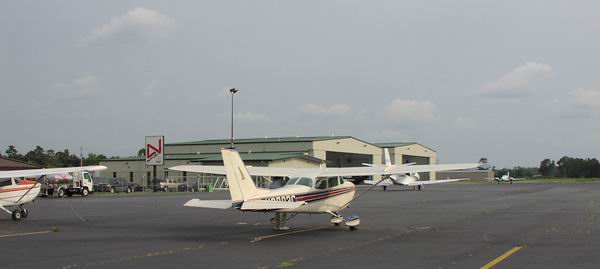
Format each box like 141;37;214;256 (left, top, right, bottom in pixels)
99;136;438;186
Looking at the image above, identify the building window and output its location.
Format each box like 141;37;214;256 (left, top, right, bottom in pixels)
130;172;134;182
113;172;117;179
183;171;187;182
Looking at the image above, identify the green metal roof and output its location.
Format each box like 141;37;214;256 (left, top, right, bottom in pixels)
101;151;323;163
166;136;352;146
374;142;436;152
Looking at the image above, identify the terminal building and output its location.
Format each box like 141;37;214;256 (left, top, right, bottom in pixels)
99;136;440;186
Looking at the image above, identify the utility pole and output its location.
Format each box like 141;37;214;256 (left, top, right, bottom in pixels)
230;88;238;149
80;146;83;166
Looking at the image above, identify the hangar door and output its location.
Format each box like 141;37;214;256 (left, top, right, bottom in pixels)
326;151;373;168
326;151;373;183
401;155;431;180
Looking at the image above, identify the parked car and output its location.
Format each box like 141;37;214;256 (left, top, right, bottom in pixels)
178;181;199;192
94;179;145;193
159;178;179;192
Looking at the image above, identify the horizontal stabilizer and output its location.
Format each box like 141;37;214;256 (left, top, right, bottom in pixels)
241;200;305;210
184;199;232;209
406;178;469;186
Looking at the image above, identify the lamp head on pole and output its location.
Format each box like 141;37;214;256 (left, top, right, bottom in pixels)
230;88;238;94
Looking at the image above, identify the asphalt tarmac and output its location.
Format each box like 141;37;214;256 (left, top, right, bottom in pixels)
2;183;600;269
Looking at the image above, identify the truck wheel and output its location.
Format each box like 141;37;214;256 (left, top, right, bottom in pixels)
110;187;115;194
57;188;65;197
12;210;22;221
126;187;132;193
82;188;89;197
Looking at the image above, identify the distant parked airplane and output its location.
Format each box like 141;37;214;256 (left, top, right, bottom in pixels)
494;172;524;184
363;149;469;191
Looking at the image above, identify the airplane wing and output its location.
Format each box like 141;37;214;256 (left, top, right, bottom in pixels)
0;165;107;178
364;179;393;186
240;200;306;210
405;178;469;186
170;163;480;178
170;165;312;177
384;163;480;175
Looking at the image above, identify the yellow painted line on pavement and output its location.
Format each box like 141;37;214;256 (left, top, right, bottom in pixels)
0;230;52;238
481;246;525;269
251;226;328;242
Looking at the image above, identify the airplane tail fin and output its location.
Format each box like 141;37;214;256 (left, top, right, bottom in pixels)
384;148;392;167
221;148;260;202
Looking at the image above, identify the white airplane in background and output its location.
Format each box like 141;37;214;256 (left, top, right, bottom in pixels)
170;149;479;230
494;172;524;184
363;149;469;191
0;166;107;221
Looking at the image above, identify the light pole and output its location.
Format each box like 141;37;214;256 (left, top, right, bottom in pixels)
230;88;238;149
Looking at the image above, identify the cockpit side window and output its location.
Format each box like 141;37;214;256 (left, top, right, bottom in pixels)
0;178;12;187
295;177;313;188
315;178;328;189
328;177;340;188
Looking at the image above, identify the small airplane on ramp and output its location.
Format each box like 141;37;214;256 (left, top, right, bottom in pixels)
170;149;479;230
363;149;469;191
0;165;107;221
494;172;524;184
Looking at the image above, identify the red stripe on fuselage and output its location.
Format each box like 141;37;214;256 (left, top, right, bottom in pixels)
0;185;38;193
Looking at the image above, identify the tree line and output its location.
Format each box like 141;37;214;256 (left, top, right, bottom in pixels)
538;157;600;178
491;156;600;179
1;145;117;168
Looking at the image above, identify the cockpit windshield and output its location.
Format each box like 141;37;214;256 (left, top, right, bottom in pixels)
286;177;314;188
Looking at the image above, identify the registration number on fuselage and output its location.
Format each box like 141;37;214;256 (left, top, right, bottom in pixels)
264;195;297;202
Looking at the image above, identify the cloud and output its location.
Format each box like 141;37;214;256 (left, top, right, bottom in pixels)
299;103;352;117
52;76;104;101
384;98;435;124
81;7;176;46
478;62;552;99
559;88;600;119
235;112;270;123
571;88;600;106
452;117;475;128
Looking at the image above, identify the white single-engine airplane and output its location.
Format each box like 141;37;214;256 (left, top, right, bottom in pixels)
363;149;469;191
494;172;524;184
170;149;478;230
0;165;107;221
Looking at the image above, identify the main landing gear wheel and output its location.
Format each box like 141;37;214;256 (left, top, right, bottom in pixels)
21;208;28;218
417;185;422;191
12;210;22;221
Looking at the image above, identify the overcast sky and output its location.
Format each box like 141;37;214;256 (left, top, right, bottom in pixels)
2;1;599;168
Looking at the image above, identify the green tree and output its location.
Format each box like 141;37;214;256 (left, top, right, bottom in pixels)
5;145;23;160
138;148;146;157
538;159;556;177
